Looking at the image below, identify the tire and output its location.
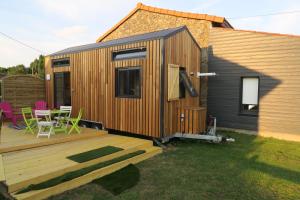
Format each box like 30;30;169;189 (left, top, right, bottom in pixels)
80;121;90;128
92;124;102;130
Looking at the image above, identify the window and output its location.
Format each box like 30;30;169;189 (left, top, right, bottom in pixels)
168;64;197;101
179;69;198;97
115;67;141;98
112;48;146;61
179;68;186;98
240;77;259;115
52;58;70;67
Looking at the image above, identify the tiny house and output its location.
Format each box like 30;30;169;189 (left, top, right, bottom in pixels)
45;26;206;139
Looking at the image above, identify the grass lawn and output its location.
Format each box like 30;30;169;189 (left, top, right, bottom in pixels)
49;131;300;200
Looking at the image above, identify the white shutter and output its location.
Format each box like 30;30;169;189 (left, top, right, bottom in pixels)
242;78;259;105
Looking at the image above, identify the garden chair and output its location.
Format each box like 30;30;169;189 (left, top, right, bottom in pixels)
68;109;83;134
54;106;72;126
0;102;23;126
35;110;54;138
22;107;37;134
34;100;47;110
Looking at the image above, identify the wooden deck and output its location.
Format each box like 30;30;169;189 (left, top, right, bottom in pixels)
0;124;162;200
0;124;105;153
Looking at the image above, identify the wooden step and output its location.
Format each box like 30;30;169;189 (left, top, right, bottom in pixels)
12;146;162;200
6;140;153;193
0;129;106;154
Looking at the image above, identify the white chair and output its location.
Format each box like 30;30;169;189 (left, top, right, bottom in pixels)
35;110;54;138
54;106;72;126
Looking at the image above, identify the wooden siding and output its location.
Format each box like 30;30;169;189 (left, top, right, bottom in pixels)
163;30;205;136
45;40;161;138
1;75;45;110
177;107;207;134
208;28;300;139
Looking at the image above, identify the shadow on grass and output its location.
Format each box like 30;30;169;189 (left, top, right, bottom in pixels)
249;155;300;185
0;193;8;200
92;164;140;195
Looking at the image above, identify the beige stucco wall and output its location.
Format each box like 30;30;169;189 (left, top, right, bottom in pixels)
101;10;212;106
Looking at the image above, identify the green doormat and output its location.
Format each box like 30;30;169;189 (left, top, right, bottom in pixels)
17;150;146;194
67;146;124;163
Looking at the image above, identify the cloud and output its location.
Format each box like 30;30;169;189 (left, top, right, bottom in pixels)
190;0;221;13
35;0;137;21
230;1;300;35
54;25;88;39
230;16;264;31
0;37;39;67
263;12;300;35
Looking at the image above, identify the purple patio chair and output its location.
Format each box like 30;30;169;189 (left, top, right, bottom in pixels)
0;102;23;126
34;100;47;110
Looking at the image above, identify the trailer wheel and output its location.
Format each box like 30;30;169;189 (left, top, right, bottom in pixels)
80;122;90;128
92;124;102;130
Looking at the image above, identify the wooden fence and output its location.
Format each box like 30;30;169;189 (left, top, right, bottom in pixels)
1;75;45;109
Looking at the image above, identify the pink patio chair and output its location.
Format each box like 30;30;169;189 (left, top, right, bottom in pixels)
0;102;23;126
34;100;47;110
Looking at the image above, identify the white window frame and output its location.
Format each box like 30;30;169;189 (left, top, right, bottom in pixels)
240;77;259;115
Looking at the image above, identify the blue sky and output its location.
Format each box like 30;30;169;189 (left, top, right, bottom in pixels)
1;0;300;67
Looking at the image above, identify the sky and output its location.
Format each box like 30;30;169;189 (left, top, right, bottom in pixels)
1;0;300;67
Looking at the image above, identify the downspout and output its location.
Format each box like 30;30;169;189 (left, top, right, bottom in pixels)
159;38;165;139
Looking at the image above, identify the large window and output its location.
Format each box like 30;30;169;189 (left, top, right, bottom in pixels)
52;58;70;67
240;77;259;115
112;48;146;61
115;67;141;98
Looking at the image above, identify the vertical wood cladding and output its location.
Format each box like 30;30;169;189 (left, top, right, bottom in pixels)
45;30;206;138
45;40;161;138
208;28;300;139
163;30;205;137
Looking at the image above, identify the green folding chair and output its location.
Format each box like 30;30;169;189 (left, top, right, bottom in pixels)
68;109;83;134
22;107;37;134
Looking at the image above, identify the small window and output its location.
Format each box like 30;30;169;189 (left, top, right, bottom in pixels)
179;69;198;97
240;77;259;115
115;67;141;98
112;48;146;61
168;64;196;101
52;58;70;67
179;68;186;98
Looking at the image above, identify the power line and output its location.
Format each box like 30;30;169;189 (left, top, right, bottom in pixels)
228;10;300;20
0;31;45;54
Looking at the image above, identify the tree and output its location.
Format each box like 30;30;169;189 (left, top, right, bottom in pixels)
7;64;26;75
0;67;7;74
1;55;45;78
30;55;45;79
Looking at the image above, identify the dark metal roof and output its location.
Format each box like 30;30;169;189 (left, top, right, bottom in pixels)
50;26;187;56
